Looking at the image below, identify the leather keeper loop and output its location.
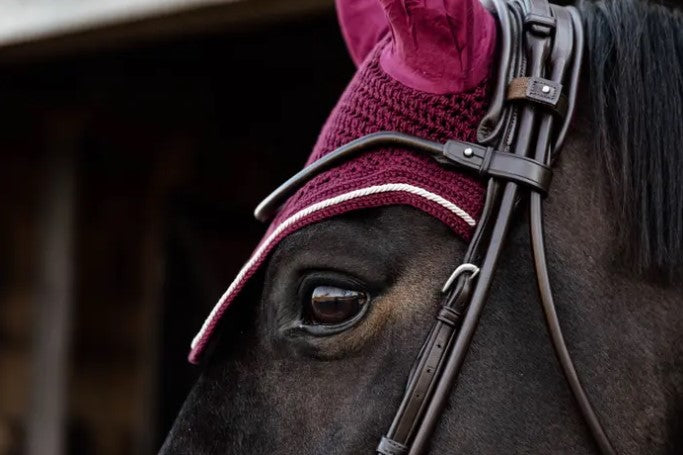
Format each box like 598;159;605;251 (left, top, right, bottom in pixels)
507;77;567;118
377;436;408;455
443;141;553;194
437;306;461;327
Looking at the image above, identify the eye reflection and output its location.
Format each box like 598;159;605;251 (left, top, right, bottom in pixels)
307;286;368;325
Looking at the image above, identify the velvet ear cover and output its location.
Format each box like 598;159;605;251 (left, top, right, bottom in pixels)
336;0;497;94
335;0;389;66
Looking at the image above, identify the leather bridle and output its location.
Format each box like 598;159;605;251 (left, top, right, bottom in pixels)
254;1;617;453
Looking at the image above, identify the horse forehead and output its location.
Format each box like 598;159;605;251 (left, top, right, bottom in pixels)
270;206;460;266
288;205;454;240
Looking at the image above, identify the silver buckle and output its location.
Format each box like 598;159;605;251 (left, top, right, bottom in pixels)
441;263;480;293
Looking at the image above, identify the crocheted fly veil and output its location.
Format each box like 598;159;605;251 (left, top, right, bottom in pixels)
189;0;497;363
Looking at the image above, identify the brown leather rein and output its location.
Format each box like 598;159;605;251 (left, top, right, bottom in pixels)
254;1;616;453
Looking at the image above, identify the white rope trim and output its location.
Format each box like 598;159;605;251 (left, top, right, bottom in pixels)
191;183;476;350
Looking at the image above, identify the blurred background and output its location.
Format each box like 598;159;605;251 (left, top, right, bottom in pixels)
0;0;354;453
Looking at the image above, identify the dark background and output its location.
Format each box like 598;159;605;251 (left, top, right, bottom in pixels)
0;4;354;454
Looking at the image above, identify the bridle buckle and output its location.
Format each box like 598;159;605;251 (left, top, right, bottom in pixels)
441;263;480;293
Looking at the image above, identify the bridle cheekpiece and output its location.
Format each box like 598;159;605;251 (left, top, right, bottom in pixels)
254;1;614;453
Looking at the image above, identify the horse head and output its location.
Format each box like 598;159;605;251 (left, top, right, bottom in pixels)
162;0;683;453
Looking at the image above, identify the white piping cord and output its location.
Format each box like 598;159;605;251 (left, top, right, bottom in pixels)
191;183;477;350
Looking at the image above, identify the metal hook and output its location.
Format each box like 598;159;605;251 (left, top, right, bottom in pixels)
442;263;480;293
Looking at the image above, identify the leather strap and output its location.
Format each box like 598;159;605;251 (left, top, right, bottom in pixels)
442;141;553;194
507;76;568;117
405;2;557;452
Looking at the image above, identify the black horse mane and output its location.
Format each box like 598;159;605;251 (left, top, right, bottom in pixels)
579;0;683;277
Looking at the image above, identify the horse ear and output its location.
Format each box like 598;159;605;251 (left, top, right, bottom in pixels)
338;0;497;94
378;0;497;93
336;0;390;66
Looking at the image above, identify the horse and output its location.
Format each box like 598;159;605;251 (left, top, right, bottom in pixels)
160;0;683;453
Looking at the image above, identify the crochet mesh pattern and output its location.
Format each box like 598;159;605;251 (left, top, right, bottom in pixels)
272;41;490;240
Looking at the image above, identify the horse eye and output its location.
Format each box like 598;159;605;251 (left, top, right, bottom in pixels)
307;286;369;325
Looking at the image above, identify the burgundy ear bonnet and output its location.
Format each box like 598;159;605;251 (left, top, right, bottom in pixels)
189;0;497;363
